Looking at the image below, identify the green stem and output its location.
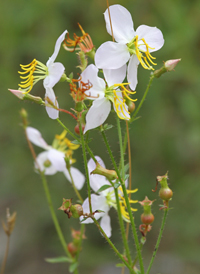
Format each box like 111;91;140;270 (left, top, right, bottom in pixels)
113;187;132;266
40;172;71;257
67;167;83;203
146;209;168;274
24;128;71;258
130;75;155;123
101;131;144;274
57;118;80;142
92;218;134;274
78;118;92;214
116;117;125;180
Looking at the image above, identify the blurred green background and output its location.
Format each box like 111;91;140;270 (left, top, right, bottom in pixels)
1;0;200;273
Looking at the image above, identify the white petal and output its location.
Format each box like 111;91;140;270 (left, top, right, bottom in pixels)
47;149;66;172
81;64;105;99
104;4;135;43
100;213;112;238
46;30;68;67
136;25;164;53
84;98;111;133
95;41;130;69
113;91;130;120
35;151;57;175
103;64;126;87
80;194;109;223
88;156;109;193
63;167;85;190
45;87;59;119
127;55;140;90
26;127;49;149
44;62;65;88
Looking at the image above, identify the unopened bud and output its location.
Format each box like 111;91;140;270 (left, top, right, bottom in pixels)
153;59;181;78
127;101;135;113
139;196;155;225
20;108;28;128
164;59;181;71
58;199;83;219
2;209;17;237
67;242;78;257
74;124;85;135
70;204;83;218
91;162;118;180
9;89;45;105
157;172;173;202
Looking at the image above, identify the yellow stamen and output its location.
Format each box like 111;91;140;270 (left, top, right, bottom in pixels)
18;59;47;94
113;90;130;120
118;187;138;221
134;35;157;70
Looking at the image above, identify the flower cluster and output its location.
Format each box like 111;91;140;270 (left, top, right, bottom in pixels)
10;4;164;131
9;4;178;252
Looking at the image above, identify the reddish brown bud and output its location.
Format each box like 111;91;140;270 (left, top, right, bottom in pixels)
67;242;78;257
141;213;154;225
74;124;85;135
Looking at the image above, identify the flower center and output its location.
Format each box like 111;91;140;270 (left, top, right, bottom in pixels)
105;83;137;120
52;130;80;163
18;59;48;93
127;35;157;70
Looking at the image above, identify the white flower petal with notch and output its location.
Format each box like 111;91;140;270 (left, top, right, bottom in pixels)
104;4;135;43
84;97;111;133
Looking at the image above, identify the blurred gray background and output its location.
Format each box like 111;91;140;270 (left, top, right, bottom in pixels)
1;0;200;273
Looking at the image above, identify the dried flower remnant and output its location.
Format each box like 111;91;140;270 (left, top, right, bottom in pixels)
64;23;94;53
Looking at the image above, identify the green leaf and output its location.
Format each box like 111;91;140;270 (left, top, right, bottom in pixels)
116;263;125;268
124;174;129;181
45;256;72;263
69;262;79;273
71;139;81;145
97;184;112;193
100;123;114;132
114;182;120;189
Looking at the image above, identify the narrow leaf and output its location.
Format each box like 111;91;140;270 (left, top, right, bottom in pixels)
45;256;72;263
97;184;112;193
69;262;78;273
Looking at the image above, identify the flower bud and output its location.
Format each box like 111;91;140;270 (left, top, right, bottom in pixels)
127;101;135;113
157;172;173;202
67;242;78;257
74;124;85;135
153;58;181;78
70;204;83;218
2;209;17;236
9;89;45;105
164;59;181;71
58;199;83;219
91;162;118;180
139;196;155;225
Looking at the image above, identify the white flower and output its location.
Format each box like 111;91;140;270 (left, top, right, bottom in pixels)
95;4;164;90
26;127;85;190
18;30;68;119
80;156;114;238
80;156;138;238
81;64;136;133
